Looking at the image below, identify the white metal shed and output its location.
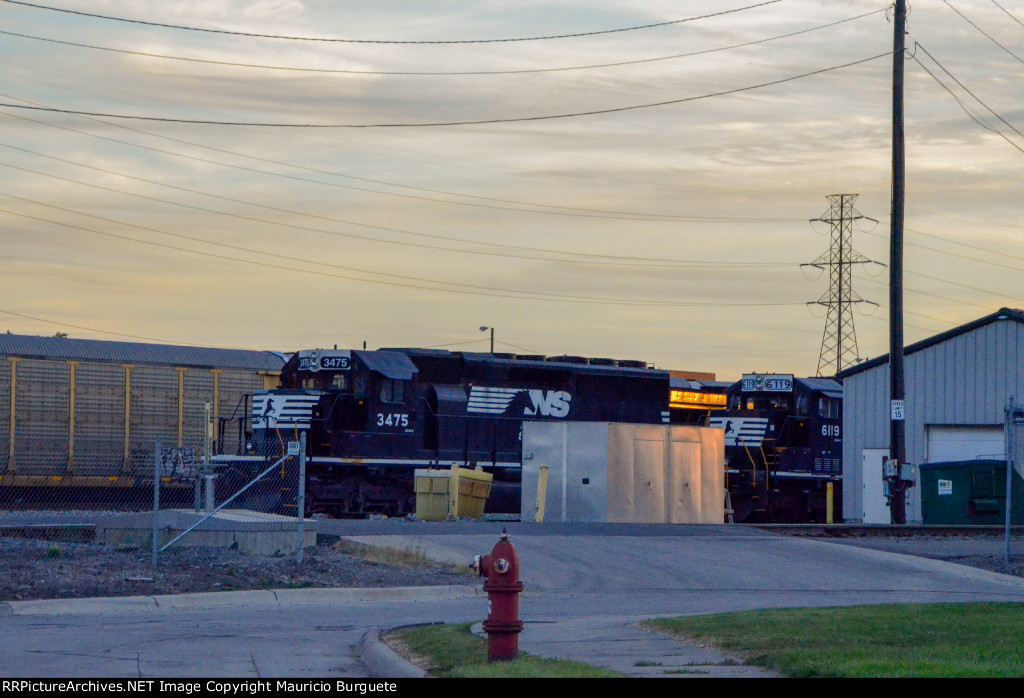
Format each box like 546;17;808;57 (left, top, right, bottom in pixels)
837;308;1024;522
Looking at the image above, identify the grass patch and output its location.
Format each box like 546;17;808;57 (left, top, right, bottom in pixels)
646;603;1024;678
333;540;471;574
390;623;621;678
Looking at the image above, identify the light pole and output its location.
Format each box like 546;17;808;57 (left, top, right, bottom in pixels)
479;326;494;353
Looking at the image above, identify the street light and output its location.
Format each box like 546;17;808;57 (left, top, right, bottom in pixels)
479;326;494;353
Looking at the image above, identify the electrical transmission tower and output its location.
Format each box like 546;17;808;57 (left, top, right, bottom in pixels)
803;194;880;377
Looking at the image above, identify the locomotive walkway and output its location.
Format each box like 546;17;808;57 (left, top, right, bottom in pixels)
5;523;1024;678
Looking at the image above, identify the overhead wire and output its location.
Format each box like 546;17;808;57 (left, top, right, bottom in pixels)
0;106;801;224
0;152;801;270
911;41;1024;153
0;200;809;308
0;307;220;345
0;52;894;127
990;0;1024;29
943;1;1024;66
0;9;884;76
860;226;1024;272
0;0;783;44
905;270;1024;305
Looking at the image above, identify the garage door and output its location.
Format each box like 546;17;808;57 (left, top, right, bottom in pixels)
926;425;1004;463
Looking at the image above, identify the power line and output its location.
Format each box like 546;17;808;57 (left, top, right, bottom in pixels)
0;9;882;76
944;1;1024;66
862;226;1024;272
990;0;1024;29
910;54;1014;147
905;225;1024;266
0;0;782;44
0;201;809;309
0;107;802;224
0;154;800;270
855;273;997;311
905;269;1024;305
0;51;892;127
0;307;223;346
912;41;1024;148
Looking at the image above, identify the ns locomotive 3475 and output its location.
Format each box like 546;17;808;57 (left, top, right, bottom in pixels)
242;348;670;517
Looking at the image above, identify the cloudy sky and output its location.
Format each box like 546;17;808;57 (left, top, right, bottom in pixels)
0;0;1021;378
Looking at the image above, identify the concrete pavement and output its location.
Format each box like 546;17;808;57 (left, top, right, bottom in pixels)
6;524;1024;678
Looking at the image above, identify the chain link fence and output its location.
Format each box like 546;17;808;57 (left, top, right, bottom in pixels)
1;414;312;595
1003;400;1024;562
152;432;308;564
1008;403;1024;481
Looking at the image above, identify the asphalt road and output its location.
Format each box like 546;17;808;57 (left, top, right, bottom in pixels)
4;523;1024;678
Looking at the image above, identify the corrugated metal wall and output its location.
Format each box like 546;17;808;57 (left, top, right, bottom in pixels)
13;360;70;475
0;355;277;479
129;365;179;473
843;318;1024;522
73;362;124;476
0;361;10;473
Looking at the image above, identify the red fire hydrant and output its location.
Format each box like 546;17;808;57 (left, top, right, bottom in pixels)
472;531;524;662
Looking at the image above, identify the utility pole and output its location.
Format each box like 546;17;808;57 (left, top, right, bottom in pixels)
803;194;879;377
888;0;908;524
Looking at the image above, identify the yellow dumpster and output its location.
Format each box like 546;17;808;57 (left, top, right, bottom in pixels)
414;466;493;520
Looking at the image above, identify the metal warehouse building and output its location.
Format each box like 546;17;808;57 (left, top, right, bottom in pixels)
838;308;1024;523
0;334;285;486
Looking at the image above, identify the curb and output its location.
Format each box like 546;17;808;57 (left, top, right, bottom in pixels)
357;628;427;679
805;537;1024;589
4;585;479;617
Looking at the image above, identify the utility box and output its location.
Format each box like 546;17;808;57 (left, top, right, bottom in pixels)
919;460;1024;525
414;467;493;521
521;422;724;524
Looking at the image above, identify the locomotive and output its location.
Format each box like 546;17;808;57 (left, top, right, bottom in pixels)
240;347;670;517
708;373;842;523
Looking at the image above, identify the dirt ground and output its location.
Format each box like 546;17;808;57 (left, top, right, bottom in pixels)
4;531;1024;603
0;535;472;602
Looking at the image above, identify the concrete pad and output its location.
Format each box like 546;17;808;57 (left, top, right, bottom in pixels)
3;585;480;616
94;509;317;556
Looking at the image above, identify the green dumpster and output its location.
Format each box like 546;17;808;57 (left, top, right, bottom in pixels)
920;459;1024;525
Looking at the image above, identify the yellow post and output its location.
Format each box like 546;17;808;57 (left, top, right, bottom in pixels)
175;367;187;448
826;482;834;524
7;357;19;473
449;465;461;518
534;465;548;523
122;365;133;473
66;361;79;474
210;369;221;445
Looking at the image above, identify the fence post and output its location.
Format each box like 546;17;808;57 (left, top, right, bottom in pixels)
1007;398;1016;565
152;439;160;567
297;432;307;565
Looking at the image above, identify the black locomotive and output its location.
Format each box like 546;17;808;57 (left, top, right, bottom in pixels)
243;348;670;517
709;373;843;523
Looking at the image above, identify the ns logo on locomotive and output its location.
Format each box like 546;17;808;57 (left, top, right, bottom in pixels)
237;349;841;523
242;348;667;518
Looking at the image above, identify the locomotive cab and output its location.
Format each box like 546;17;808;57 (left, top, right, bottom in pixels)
710;373;842;523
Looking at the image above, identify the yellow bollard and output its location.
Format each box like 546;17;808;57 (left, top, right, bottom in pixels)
534;465;548;523
449;464;461;519
826;482;834;524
